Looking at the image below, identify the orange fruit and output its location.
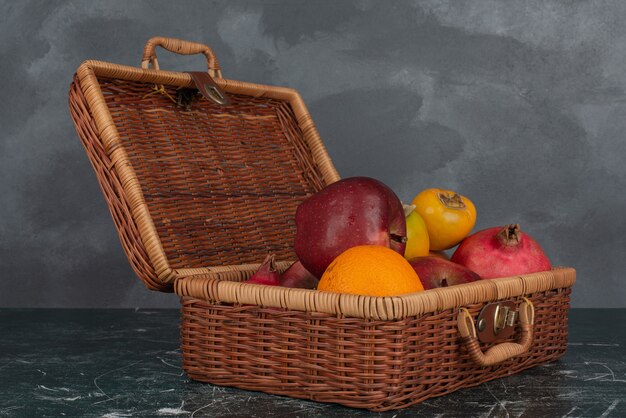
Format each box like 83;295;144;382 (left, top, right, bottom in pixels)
318;245;424;296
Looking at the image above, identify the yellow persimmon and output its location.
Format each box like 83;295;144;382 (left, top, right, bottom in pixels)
412;188;476;251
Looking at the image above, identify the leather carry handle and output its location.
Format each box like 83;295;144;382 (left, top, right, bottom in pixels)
457;298;535;367
141;36;222;78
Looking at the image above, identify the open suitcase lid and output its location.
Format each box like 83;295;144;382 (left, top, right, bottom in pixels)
69;37;340;292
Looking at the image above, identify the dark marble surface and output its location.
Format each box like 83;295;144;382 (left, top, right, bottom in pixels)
0;309;624;417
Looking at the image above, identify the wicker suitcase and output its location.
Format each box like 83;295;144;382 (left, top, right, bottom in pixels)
68;37;576;411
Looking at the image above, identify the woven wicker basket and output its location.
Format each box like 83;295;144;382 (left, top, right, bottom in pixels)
68;37;576;411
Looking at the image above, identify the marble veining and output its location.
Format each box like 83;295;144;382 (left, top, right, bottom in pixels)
0;309;624;417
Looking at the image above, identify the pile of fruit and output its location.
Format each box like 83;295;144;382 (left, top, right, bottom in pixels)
245;177;551;297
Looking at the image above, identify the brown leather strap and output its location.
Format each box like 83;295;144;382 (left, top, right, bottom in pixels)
187;72;230;105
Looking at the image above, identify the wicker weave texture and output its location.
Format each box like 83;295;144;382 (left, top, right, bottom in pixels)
69;77;161;288
175;266;575;320
98;78;324;270
180;287;570;411
68;57;339;290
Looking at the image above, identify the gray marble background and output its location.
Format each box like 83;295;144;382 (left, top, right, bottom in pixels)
1;1;624;308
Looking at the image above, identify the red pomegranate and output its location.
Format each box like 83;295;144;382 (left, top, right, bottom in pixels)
451;224;551;279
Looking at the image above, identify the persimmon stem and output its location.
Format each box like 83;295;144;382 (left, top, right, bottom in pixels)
437;192;466;209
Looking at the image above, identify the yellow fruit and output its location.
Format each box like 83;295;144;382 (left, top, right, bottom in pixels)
404;210;430;259
318;245;424;296
412;188;477;251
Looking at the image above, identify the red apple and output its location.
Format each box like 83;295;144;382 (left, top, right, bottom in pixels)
408;256;481;290
294;177;407;278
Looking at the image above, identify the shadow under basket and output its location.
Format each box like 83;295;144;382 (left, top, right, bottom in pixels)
68;36;576;411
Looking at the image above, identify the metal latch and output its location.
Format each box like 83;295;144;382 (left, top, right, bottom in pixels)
493;304;517;334
476;301;519;343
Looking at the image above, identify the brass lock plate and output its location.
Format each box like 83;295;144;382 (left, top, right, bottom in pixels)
477;301;518;343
